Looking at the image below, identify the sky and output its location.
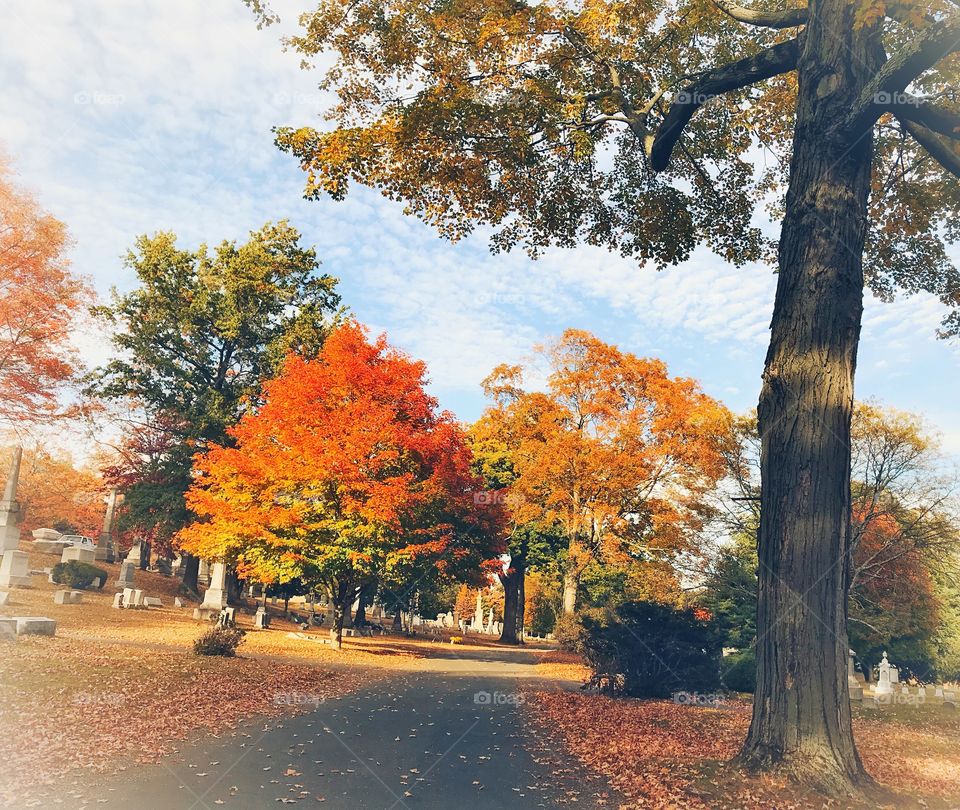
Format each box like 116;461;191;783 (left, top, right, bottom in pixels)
1;0;958;455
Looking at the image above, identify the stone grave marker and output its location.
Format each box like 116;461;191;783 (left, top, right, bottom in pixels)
115;560;136;591
174;597;184;608
0;448;30;588
875;652;894;696
61;545;96;565
112;592;124;609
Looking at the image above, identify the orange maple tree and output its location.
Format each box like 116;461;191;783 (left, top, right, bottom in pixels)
178;321;502;645
0;155;92;427
1;444;104;537
477;329;732;614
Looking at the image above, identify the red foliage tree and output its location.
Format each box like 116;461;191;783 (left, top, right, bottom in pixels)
179;321;503;645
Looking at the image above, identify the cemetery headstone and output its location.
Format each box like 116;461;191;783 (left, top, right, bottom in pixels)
125;540;144;568
115;560;136;591
155;558;172;576
174;597;184;608
254;607;270;629
112;592;124;609
95;488;118;563
875;651;894;696
199;561;228;610
61;545;96;565
0;447;30;588
0;591;8;606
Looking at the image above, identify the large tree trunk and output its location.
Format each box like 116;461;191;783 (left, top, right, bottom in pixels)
499;556;526;645
561;538;585;614
738;1;880;796
181;553;199;594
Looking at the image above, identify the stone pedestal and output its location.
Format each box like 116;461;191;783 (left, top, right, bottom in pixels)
0;550;30;588
199;561;228;609
254;607;270;629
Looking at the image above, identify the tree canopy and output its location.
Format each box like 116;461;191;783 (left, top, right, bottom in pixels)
178;321;504;645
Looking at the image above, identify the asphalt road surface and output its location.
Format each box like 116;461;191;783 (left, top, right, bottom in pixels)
46;647;617;809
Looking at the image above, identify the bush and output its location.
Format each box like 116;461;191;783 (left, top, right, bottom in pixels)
721;649;756;693
553;613;584;650
193;626;246;657
51;561;108;590
578;601;722;698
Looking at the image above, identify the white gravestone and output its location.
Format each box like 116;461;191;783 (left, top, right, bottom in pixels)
875;651;894;696
61;546;96;565
200;561;228;609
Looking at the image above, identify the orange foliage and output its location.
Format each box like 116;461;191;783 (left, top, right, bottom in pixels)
478;329;732;578
178;321;503;592
0;156;92;426
1;444;104;536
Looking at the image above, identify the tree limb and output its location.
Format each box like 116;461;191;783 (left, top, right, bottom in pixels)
648;37;802;171
712;0;808;29
881;96;960;140
901;118;960;178
844;17;960;137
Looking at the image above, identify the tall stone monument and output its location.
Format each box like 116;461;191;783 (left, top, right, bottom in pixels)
200;561;228;610
95;488;118;563
875;651;894;696
473;591;484;631
0;447;30;588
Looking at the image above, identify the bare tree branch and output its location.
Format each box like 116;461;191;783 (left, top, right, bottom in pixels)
649;37;802;171
845;17;960;137
881;96;960;140
712;0;808;29
901;118;960;178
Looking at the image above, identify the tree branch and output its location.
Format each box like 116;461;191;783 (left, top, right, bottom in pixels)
649;37;802;171
844;17;960;137
712;0;808;29
881;96;960;140
901;118;960;178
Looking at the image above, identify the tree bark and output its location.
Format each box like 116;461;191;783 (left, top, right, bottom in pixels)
500;556;526;645
561;538;584;614
181;553;199;594
737;0;881;795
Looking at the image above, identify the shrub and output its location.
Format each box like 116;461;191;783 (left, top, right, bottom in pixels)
51;561;108;590
721;649;756;693
193;626;246;657
578;600;722;698
553;613;584;650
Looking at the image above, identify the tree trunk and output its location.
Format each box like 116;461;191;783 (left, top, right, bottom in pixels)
181;553;199;593
500;556;526;645
140;540;151;571
738;2;880;796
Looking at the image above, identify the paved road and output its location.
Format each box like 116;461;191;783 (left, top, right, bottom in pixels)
58;648;617;809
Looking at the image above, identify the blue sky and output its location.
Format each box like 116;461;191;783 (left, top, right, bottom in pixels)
2;0;958;454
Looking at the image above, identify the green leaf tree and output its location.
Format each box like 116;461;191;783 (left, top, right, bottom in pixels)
88;221;341;589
